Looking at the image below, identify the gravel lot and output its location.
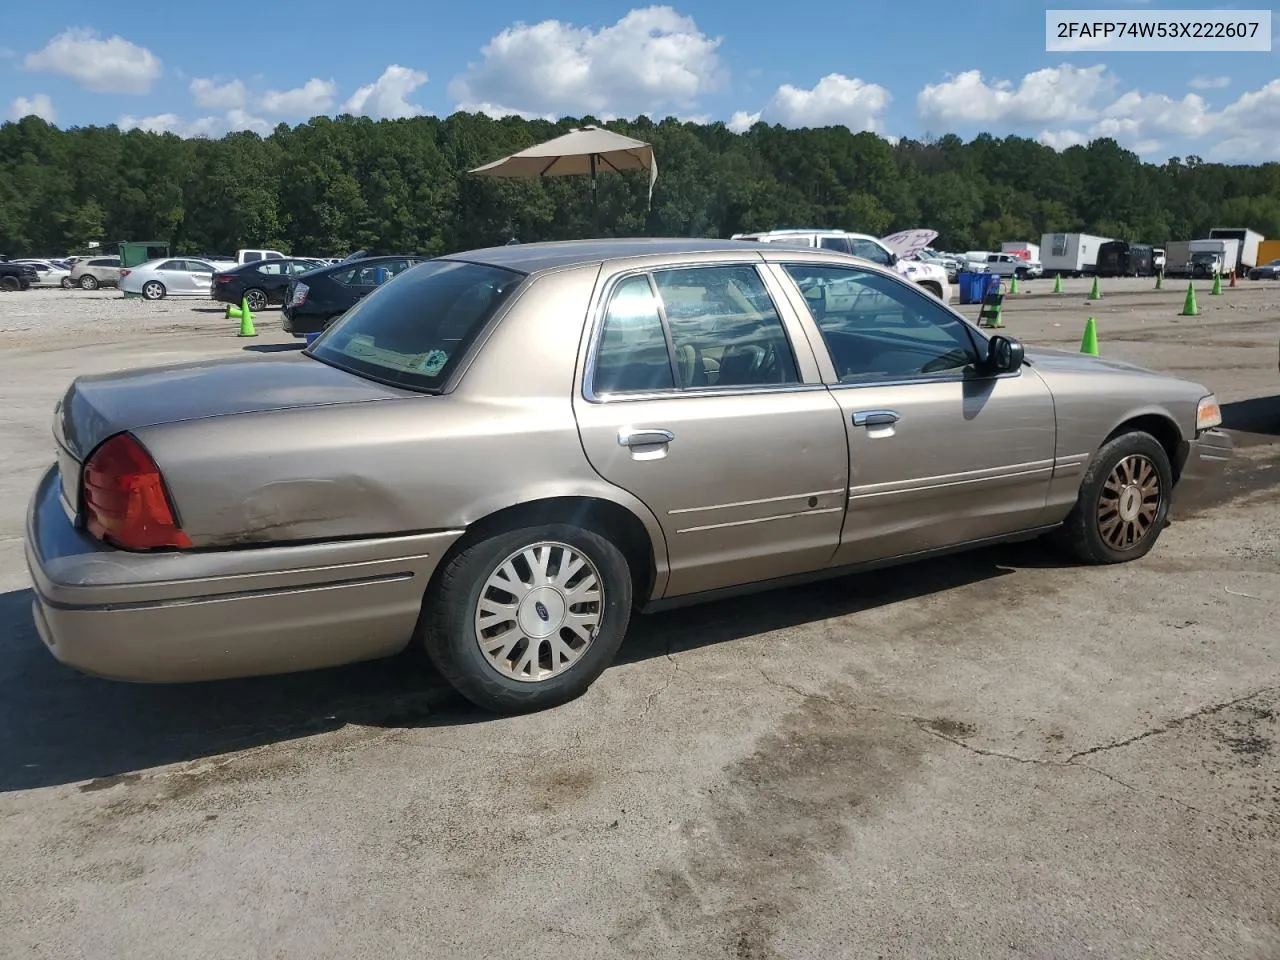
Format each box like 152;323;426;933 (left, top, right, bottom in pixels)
1;279;1278;960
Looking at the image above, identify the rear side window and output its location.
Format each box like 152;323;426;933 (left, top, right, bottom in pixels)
591;264;800;395
243;252;262;262
307;260;523;392
593;277;675;395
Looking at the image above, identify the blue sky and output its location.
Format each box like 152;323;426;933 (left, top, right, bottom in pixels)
2;0;1277;162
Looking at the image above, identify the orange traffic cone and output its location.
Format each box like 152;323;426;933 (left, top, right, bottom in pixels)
1229;270;1237;288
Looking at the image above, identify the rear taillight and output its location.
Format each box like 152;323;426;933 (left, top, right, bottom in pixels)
119;269;131;278
288;282;309;307
215;274;233;284
81;433;191;550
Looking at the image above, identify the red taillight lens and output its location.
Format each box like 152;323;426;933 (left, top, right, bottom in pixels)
119;269;131;278
215;275;233;283
81;433;191;550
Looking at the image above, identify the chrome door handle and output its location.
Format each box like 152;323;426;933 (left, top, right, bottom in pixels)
618;428;675;447
852;410;901;427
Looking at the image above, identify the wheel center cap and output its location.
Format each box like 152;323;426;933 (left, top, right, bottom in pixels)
518;587;567;639
1118;484;1142;522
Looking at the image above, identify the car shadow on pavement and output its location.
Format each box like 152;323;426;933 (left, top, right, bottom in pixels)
0;540;1062;793
1223;395;1280;440
242;343;304;353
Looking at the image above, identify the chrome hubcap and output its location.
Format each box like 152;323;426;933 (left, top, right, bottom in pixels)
474;541;603;683
144;283;161;298
1098;454;1161;549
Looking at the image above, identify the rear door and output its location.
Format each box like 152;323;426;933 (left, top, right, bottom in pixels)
573;260;850;599
769;260;1057;565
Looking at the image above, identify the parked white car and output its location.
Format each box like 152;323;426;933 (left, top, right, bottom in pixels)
11;259;71;288
731;228;953;301
119;258;220;300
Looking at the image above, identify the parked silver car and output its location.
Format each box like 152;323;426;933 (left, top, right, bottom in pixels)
68;256;122;290
25;239;1232;713
119;257;220;300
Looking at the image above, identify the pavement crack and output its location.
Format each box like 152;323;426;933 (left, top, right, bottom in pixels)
756;668;844;708
913;723;1046;765
637;644;680;721
1065;685;1280;762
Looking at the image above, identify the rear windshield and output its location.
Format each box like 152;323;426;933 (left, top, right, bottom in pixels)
306;259;524;392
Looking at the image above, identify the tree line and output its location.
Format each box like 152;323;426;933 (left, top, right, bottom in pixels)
2;112;1278;259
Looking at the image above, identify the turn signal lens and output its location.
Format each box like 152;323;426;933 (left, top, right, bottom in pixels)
1196;395;1222;432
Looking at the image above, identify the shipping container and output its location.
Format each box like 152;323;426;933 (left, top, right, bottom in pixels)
1000;241;1040;262
1208;227;1264;271
1040;233;1114;277
1256;239;1280;267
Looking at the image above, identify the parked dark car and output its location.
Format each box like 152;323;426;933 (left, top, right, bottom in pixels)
282;255;429;336
212;258;327;311
1096;241;1155;278
1248;258;1280;281
0;260;38;291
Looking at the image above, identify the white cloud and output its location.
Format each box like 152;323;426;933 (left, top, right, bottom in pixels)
344;65;429;119
261;78;337;115
118;108;270;139
917;64;1114;127
190;77;247;110
760;73;890;131
1094;90;1215;139
1037;129;1089;150
8;94;56;123
1210;79;1280;162
24;28;161;94
448;6;723;119
1188;76;1230;90
727;109;761;133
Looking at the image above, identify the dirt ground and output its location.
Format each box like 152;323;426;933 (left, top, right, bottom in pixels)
1;278;1278;960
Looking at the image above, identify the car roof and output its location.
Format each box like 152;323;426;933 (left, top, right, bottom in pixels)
443;237;819;274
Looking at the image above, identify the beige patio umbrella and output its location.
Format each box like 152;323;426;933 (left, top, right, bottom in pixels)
468;125;658;229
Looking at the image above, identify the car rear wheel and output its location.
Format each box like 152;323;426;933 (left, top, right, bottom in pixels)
60;276;73;289
142;281;166;300
1057;431;1172;564
0;276;20;292
244;288;269;312
79;275;99;290
420;524;633;714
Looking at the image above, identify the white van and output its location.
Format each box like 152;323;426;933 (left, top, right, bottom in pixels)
237;249;286;265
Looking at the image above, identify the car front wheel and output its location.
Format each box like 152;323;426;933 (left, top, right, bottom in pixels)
1057;430;1173;564
60;276;73;289
420;524;633;713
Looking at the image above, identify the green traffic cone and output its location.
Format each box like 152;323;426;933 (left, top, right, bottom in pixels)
1181;282;1200;316
1088;275;1101;300
1009;274;1019;294
1155;271;1163;290
1052;273;1062;293
236;298;256;337
224;303;234;319
1210;272;1222;295
1080;317;1099;356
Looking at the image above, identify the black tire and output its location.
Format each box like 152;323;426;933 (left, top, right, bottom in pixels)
60;276;73;289
420;523;633;714
1057;431;1173;565
142;280;166;300
79;274;99;290
244;288;269;312
0;276;19;292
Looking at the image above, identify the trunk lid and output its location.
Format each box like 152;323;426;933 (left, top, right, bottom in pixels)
53;355;416;513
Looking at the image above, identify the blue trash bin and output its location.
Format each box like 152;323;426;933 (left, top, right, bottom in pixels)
979;272;1001;301
304;332;321;347
957;270;984;304
374;267;388;285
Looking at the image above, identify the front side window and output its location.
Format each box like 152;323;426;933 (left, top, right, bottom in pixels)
782;263;980;383
186;260;213;274
307;260;523;392
819;236;852;254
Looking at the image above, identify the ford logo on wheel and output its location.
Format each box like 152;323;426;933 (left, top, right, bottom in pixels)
534;601;550;621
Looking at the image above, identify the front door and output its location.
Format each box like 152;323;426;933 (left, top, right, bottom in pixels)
573;262;850;598
771;261;1057;566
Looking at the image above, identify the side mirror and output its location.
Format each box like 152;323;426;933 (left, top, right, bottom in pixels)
983;334;1025;374
886;251;899;266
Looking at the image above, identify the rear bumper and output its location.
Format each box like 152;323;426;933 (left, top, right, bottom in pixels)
1174;428;1233;507
25;465;464;683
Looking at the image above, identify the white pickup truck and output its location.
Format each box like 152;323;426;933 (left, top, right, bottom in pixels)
985;252;1043;280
